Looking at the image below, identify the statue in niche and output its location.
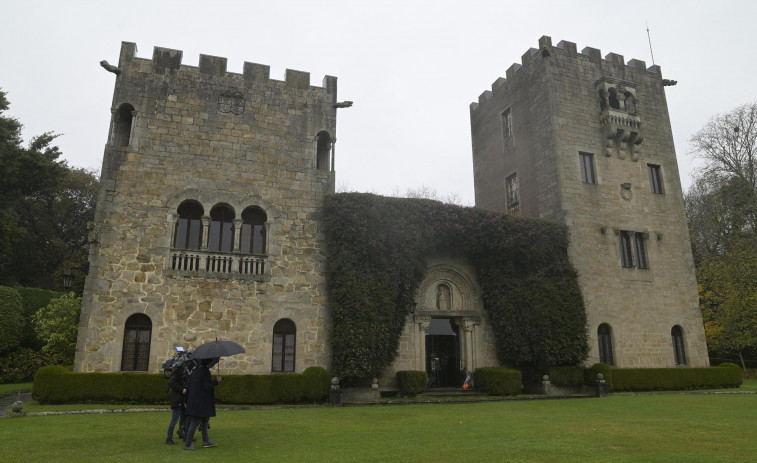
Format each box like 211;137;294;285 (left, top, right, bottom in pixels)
624;93;637;115
437;284;451;311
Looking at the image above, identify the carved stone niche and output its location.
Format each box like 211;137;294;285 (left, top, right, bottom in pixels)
596;77;643;161
414;264;476;315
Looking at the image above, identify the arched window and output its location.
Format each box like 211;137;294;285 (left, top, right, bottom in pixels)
597;323;614;366
121;314;152;371
174;200;204;250
240;207;267;255
672;325;687;365
272;319;296;373
208;204;235;253
112;103;135;147
316;131;331;171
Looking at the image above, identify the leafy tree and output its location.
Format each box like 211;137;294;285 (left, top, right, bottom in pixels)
32;292;82;364
10;167;98;289
696;237;757;372
0;89;96;289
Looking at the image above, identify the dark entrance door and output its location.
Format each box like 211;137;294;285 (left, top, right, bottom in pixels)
425;318;460;388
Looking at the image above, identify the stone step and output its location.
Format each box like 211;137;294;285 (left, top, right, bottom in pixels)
419;388;487;397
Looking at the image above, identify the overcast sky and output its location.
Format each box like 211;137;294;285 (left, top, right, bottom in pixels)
3;0;755;205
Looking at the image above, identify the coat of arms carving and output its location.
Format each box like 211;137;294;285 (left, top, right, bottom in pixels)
218;90;245;115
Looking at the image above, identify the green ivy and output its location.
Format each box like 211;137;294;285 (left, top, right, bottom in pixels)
323;193;589;382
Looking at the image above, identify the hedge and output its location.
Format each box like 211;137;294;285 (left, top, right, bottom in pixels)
474;367;522;396
548;365;585;388
396;370;428;396
0;286;24;354
33;366;331;404
610;364;743;392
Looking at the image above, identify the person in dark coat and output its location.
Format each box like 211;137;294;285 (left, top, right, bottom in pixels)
184;358;222;450
165;367;187;444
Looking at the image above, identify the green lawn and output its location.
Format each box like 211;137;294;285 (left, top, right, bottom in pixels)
2;392;756;462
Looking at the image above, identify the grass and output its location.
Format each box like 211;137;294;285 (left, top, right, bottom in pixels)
2;391;756;462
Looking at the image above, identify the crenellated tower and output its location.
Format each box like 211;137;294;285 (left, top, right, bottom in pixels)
470;36;708;368
75;42;340;374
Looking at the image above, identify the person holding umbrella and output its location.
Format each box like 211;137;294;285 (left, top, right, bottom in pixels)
183;357;222;450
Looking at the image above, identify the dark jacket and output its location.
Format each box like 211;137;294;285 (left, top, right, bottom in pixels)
186;365;219;418
168;369;186;409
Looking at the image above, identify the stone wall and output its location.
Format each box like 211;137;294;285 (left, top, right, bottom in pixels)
74;42;337;374
470;36;708;368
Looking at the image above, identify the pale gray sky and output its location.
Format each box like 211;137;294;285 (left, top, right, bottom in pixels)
3;0;755;205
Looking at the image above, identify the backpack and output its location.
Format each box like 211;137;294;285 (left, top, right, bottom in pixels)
162;350;197;379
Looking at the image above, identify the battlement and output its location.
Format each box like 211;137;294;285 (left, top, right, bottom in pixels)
470;36;662;112
117;42;337;92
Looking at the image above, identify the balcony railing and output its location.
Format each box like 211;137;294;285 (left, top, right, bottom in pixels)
169;249;267;278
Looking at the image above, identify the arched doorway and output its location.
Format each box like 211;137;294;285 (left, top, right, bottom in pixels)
426;318;461;388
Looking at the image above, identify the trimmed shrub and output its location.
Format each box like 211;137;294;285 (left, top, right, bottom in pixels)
475;367;522;396
0;286;24;354
397;370;428;396
585;363;614;392
548;366;585;388
0;348;57;383
32;366;332;405
301;366;330;402
611;365;743;392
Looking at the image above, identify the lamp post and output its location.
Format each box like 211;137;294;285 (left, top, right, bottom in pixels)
62;262;89;292
62;269;75;291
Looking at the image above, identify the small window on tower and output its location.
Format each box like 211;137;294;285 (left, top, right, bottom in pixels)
648;164;664;194
579;152;596;184
501;108;513;139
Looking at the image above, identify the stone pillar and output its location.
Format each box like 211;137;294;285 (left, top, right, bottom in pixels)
232;218;242;252
201;216;211;250
464;320;474;373
596;373;608;398
330;139;336;172
415;315;431;371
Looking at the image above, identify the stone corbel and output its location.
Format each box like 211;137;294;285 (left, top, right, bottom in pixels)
414;314;431;331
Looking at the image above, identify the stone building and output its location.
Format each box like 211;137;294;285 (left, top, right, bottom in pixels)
74;37;707;382
470;36;708;367
74;42;337;374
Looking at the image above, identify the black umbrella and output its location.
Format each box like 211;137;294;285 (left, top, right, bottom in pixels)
191;338;245;375
191;338;246;359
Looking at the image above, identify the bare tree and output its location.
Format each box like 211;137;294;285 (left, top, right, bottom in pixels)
689;102;757;239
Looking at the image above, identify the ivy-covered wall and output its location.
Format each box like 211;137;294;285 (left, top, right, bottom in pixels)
323;193;589;381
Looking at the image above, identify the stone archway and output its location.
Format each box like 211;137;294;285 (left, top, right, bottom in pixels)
382;262;497;389
412;264;483;377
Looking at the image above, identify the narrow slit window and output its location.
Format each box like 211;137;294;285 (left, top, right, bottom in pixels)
648;164;664;194
579;152;596;184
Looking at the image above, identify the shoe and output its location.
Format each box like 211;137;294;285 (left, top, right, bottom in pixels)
165;439;176;445
184;445;197;450
202;441;218;448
